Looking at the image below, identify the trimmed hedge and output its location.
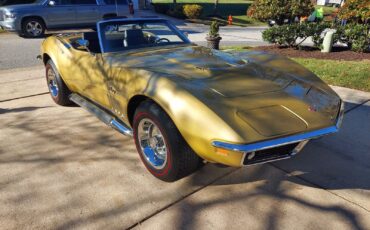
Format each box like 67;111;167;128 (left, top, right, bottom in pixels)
262;23;370;52
247;0;314;23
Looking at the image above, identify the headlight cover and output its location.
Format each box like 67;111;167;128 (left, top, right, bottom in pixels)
4;12;16;19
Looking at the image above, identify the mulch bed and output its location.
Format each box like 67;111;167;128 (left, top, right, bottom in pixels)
253;45;370;61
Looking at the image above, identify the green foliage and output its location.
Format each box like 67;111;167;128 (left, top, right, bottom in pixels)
309;23;331;49
262;24;304;47
166;5;186;19
341;24;370;52
153;4;170;14
247;0;314;22
263;22;370;52
183;4;203;19
293;58;370;92
338;0;370;23
208;21;220;38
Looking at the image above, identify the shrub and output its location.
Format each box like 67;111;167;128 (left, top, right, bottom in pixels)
309;23;332;49
208;21;220;38
262;22;369;52
341;24;370;52
262;24;304;47
183;4;203;19
167;5;185;19
247;0;314;23
153;4;170;14
338;0;370;23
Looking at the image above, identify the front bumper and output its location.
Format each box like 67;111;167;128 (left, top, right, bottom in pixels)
0;19;19;32
212;101;345;166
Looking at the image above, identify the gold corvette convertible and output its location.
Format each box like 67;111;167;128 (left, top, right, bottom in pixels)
40;18;344;182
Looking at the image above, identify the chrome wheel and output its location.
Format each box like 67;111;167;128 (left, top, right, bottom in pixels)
138;118;168;170
26;21;43;37
47;67;58;97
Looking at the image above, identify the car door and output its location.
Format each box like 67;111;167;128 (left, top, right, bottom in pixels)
99;0;129;17
44;0;76;28
68;50;112;110
72;0;99;26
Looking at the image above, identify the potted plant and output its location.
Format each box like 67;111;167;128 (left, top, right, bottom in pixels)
206;21;222;50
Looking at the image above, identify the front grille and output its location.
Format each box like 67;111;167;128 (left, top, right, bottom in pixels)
243;143;298;165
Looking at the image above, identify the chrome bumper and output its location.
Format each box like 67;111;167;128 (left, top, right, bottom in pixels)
212;101;345;166
0;19;19;32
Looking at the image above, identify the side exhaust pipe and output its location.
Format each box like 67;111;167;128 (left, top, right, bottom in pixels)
70;93;133;137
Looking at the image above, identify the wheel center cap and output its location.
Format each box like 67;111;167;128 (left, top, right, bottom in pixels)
149;137;158;148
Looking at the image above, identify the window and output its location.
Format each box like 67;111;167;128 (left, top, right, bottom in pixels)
103;0;127;5
71;0;96;4
99;20;190;53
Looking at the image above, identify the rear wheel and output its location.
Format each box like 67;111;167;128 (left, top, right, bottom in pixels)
22;18;45;38
45;60;71;106
133;100;203;182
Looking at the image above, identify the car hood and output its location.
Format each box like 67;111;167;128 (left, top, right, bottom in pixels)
105;45;341;140
0;4;40;12
106;45;337;98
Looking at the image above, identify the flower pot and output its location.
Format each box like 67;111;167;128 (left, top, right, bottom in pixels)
206;36;222;50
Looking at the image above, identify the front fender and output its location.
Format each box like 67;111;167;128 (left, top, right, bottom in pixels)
135;75;246;165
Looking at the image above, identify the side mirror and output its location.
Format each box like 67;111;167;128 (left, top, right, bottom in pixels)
48;0;56;6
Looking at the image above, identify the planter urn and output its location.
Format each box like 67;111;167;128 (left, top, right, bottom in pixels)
206;36;222;50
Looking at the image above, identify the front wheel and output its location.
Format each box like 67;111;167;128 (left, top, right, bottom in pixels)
133;101;203;182
45;60;72;106
22;18;45;38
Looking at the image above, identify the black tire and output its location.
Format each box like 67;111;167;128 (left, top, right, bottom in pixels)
133;100;203;182
22;18;45;38
45;60;72;106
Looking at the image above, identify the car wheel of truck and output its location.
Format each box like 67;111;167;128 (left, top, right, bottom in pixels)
45;60;72;106
22;18;45;38
133;100;203;182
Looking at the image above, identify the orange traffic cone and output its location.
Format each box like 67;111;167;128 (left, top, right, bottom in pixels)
228;15;233;25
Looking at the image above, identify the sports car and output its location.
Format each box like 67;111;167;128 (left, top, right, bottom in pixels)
40;18;344;182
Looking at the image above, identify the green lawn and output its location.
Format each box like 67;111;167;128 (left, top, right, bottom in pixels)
152;0;261;26
293;58;370;92
221;46;370;92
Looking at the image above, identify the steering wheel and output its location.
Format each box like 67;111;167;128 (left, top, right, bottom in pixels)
156;38;170;43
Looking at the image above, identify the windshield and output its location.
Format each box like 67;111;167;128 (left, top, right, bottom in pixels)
98;19;190;53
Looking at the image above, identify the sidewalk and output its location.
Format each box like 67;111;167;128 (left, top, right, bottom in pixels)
0;67;369;229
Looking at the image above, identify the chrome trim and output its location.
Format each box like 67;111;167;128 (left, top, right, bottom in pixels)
212;100;344;154
239;140;309;166
213;125;338;153
70;93;133;137
240;154;291;166
336;100;345;129
110;119;133;136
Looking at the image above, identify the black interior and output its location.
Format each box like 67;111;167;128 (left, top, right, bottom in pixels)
123;29;149;47
82;32;101;53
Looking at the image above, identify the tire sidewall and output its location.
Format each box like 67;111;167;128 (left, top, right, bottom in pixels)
133;110;174;180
